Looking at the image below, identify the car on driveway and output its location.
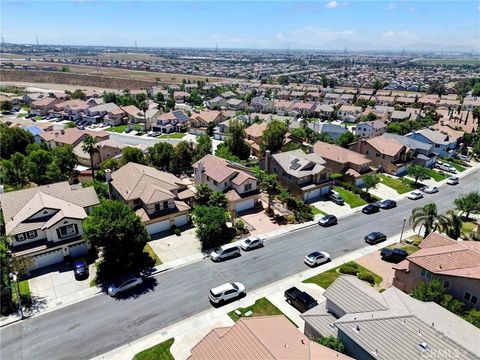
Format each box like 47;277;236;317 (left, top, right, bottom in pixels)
408;191;423;200
329;191;345;206
304;251;330;267
240;236;263;251
362;203;380;214
318;214;338;227
209;282;245;305
284;287;318;313
365;232;387;245
73;258;89;280
107;275;143;297
423;186;438;194
380;248;408;263
435;162;457;174
447;176;459;185
210;245;241;262
375;199;397;209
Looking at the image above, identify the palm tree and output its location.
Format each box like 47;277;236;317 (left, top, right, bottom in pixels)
81;135;99;181
409;203;447;238
442;210;463;240
139;101;149;132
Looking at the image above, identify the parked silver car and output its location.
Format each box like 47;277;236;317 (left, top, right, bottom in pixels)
107;275;143;297
210;245;241;262
240;236;264;251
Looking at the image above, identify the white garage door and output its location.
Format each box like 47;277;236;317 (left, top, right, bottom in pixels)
68;242;89;258
34;249;64;269
235;198;255;213
146;220;171;235
175;215;188;227
304;188;321;201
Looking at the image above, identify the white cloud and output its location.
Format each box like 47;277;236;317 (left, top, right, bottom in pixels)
478;4;480;11
276;32;284;40
325;1;340;9
382;30;419;41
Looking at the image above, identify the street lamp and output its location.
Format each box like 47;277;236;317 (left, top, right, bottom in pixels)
9;272;24;319
399;218;407;244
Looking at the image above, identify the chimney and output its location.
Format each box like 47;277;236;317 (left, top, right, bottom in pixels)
105;169;112;182
264;150;271;171
60;129;65;135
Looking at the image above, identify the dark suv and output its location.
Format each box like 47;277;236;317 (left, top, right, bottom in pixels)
284;287;318;313
380;248;408;263
365;232;387;245
73;259;89;280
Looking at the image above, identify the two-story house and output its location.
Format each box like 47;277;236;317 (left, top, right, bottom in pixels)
188;110;223;135
51;99;90;121
313;142;373;186
73;138;127;168
192;154;260;213
314;104;334;120
354;120;387;139
250;97;274;113
0;182;99;270
383;133;437;168
350;135;413;175
30;97;61;116
107;162;193;235
40;128;109;149
407;128;459;158
226;98;247;111
308;122;349;142
210;96;228;109
393;232;480;310
263;149;331;201
152;110;189;134
338;105;363;122
83;102;124;124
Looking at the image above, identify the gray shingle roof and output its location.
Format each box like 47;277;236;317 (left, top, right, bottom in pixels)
271;149;326;178
383;133;432;152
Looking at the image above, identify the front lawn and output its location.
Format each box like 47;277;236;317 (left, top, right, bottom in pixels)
424;168;447;182
378;174;414;194
133;338;174;360
333;186;367;208
310;206;327;216
144;243;162;266
12;280;30;304
228;297;283;322
34;116;43;120
108;124;130;133
303;267;341;289
16;113;27;118
159;132;186;139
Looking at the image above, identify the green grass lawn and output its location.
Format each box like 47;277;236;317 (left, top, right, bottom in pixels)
461;221;478;238
159;132;186;139
108;124;130;133
404;234;423;247
424;168;448;181
16;113;27;118
145;243;162;266
133;338;174;360
333;186;367;208
34;116;43;120
12;280;30;304
303;267;341;289
310;206;327;216
228;297;283;322
378;174;414;194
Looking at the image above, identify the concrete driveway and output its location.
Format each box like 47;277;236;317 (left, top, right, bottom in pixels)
29;263;96;309
149;228;202;263
239;207;285;237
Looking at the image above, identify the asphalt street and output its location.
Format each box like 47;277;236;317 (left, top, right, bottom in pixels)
1;169;478;360
109;133;182;147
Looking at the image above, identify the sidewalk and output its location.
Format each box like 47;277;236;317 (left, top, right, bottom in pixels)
93;229;415;360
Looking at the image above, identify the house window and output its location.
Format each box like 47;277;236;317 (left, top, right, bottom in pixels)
420;268;432;280
155;203;160;212
464;292;477;304
28;231;37;239
58;224;77;239
244;183;252;192
17;233;25;242
163;201;169;209
134;199;141;205
214;180;218;186
366;150;369;155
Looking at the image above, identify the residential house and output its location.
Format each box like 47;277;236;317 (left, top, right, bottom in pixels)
355;120;387;139
393;232;480;310
22;92;45;104
192;154;260;213
152;110;190;134
213;119;232;141
121;105;143;124
338;105;362;122
210;96;228;109
302;276;480;360
244;122;300;157
189;315;351;360
314;104;334;120
273;100;294;115
390;110;412;122
227;98;247;111
188;110;223;135
220;90;236;99
407;128;459;157
174;91;190;103
51;99;90;121
340;93;355;104
462;97;480;111
73;138;127;168
313;142;373;186
375;95;396;106
350;135;413;175
383;133;437;168
40;128;109;149
250;97;274;113
307;121;348;142
291;101;316;116
83;102;124;124
21;124;44;144
323;92;341;104
108;162;193;235
30;97;60;116
263;149;331;201
0;182;99;270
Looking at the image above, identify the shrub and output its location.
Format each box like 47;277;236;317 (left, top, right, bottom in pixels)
174;228;182;236
274;214;287;225
286;214;296;224
339;264;358;275
358;273;375;284
233;219;246;234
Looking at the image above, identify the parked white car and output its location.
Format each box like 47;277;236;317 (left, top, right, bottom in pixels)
209;282;245;305
423;186;438;194
447;176;459;185
304;251;331;267
239;236;264;251
435;162;457;174
210;245;241;262
408;191;424;200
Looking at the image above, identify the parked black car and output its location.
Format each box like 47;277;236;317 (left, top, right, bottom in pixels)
365;232;387;245
362;204;380;214
380;248;408;263
318;214;338;227
73;259;89;280
376;199;397;209
284;287;318;313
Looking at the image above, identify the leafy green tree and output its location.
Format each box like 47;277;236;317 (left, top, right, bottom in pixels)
429;81;445;96
0;124;34;159
277;75;289;85
258;171;278;214
226;119;250;160
194;134;212;162
472;82;480;97
26;149;53;185
440;294;465;314
454;191;480;220
472;106;480;122
362;174;380;194
149;142;174;171
412;279;445;303
194;184;213;206
208;191;228;210
465;309;480;328
215;143;241;163
3;153;28;185
121;147;147;166
316;336;345;353
0;159;18;185
372;79;383;92
193;205;231;250
81;135;99;181
0;100;13;112
407;165;430;185
409;203;447;238
66;89;86;100
52;145;78;180
83;200;152;281
336;131;356;148
260;120;287;156
169;141;193;175
83;180;109;200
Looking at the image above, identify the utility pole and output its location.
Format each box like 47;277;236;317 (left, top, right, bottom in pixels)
9;272;24;319
400;218;407;244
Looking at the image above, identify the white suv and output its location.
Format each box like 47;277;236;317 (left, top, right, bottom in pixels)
209;282;246;305
210;245;241;262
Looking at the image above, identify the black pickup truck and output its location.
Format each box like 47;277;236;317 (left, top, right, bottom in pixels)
284;287;318;313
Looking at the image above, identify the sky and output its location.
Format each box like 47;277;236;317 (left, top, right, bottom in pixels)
1;1;479;51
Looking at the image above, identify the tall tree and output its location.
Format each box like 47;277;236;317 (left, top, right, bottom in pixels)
0;124;34;159
83;200;152;281
407;165;430;185
362;174;380;194
260;120;287;156
170;141;193;175
454;191;480;220
81;135;99;181
208;191;229;210
193;205;230;250
226;119;250;160
139;100;149;132
194;134;212;162
52;145;78;180
9;153;27;184
258;171;278;214
336;131;356;148
443;210;463;240
26;149;53;185
194;184;214;206
148;142;174;171
409;203;447;238
121;147;147;165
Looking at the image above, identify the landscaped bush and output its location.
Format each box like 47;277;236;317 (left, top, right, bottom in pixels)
358;273;375;284
273;214;287;225
174;228;182;236
339;264;358;275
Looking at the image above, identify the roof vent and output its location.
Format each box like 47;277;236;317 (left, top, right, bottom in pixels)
301;339;306;345
418;342;428;351
418;329;422;336
353;325;360;333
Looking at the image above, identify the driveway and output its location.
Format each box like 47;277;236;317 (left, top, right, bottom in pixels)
355;250;395;288
239;206;285;237
149;227;202;262
310;199;358;217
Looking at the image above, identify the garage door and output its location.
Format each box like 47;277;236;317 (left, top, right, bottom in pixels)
68;242;89;258
235;198;255;213
146;220;171;235
304;188;321;201
174;215;188;227
34;249;64;269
